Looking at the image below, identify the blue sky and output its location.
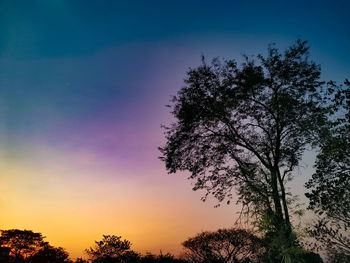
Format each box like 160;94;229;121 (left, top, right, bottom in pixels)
1;0;349;136
0;0;349;258
1;0;349;58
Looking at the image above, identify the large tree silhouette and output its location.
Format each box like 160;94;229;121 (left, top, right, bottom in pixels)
160;40;329;262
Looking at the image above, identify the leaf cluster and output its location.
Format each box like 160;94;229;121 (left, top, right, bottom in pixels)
305;80;350;260
85;235;132;260
160;39;328;218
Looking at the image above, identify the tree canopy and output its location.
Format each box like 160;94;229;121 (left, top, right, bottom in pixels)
0;229;71;263
305;80;350;260
160;40;329;261
306;80;350;226
182;228;264;263
85;235;140;263
0;229;47;261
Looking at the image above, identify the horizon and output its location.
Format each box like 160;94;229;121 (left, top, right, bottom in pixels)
0;0;349;259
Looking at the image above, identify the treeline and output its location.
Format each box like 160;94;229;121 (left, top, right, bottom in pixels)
0;227;324;263
0;229;184;263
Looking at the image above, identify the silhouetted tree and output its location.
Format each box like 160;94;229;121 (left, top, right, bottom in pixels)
181;228;264;263
160;39;330;262
0;229;71;263
306;80;350;262
85;235;139;263
28;244;71;263
0;229;47;262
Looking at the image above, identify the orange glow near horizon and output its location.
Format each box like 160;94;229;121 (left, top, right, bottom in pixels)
0;146;238;259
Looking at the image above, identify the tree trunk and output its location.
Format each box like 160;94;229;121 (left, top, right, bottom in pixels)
279;178;291;229
270;170;284;224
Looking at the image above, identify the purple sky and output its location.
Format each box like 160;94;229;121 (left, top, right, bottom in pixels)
0;0;349;259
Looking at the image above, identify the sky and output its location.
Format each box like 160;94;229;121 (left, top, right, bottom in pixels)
0;0;349;259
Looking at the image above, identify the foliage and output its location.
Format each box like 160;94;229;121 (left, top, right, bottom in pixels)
85;235;141;263
159;39;330;261
75;258;89;263
262;227;324;263
306;81;350;225
0;229;71;263
28;245;71;263
306;80;350;260
261;222;300;263
0;230;187;263
181;228;264;263
327;251;350;263
0;229;47;261
140;252;187;263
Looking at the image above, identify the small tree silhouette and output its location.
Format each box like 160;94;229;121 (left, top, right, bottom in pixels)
85;235;136;262
182;228;264;263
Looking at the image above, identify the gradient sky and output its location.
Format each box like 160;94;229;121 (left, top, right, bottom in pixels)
0;0;349;259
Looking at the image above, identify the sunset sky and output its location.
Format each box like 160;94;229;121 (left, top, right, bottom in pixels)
0;0;349;259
